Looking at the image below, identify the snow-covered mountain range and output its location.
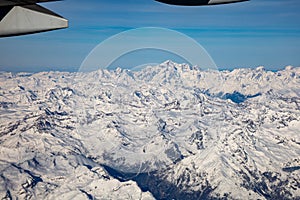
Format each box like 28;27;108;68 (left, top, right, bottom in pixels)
0;61;299;199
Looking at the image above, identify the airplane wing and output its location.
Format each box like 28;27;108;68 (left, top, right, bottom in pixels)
0;0;68;37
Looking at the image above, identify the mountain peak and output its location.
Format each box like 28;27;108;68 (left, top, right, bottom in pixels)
285;65;293;70
0;62;299;199
255;66;265;71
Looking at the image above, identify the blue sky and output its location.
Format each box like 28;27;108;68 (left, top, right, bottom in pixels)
0;0;299;72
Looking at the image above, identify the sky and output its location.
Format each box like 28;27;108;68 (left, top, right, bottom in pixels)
0;0;300;72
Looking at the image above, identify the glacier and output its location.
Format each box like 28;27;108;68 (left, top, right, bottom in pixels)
0;61;299;199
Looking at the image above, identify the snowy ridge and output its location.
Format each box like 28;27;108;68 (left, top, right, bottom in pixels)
0;61;299;199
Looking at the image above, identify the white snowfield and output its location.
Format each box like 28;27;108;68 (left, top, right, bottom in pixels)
0;61;299;200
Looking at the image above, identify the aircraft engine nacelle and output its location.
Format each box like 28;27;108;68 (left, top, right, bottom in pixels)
208;0;249;5
155;0;249;6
